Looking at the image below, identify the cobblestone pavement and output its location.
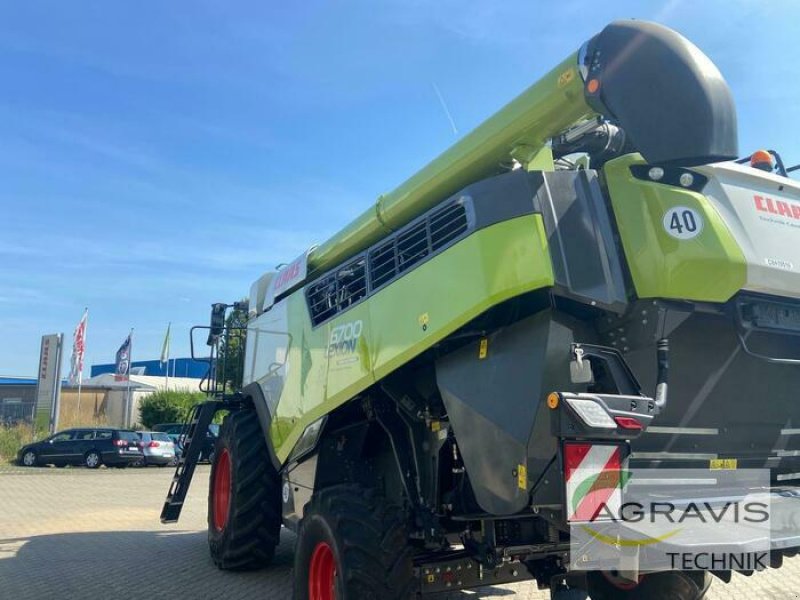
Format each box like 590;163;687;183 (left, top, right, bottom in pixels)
0;465;798;599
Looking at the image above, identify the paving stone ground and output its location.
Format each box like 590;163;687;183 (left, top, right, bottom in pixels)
0;465;798;599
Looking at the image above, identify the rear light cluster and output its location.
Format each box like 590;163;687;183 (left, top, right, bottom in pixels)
113;439;128;447
562;396;643;431
565;398;616;429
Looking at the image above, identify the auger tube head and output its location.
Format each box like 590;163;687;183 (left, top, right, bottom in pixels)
581;19;738;166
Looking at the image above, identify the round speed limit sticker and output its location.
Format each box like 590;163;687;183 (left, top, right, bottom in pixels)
663;206;703;240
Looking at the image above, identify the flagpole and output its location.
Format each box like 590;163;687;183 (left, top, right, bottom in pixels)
76;308;88;422
162;322;171;391
126;328;133;428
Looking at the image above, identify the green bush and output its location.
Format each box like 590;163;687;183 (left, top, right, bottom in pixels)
0;423;46;464
139;390;206;429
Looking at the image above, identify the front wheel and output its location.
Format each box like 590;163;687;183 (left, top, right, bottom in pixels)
587;570;712;600
208;410;281;570
293;485;414;600
21;450;37;467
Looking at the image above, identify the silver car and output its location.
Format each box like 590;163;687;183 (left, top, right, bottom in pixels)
136;431;176;466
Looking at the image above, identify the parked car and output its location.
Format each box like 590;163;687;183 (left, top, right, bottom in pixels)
153;422;218;463
135;431;176;467
17;428;142;469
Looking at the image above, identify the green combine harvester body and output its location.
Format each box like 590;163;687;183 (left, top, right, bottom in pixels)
163;19;800;599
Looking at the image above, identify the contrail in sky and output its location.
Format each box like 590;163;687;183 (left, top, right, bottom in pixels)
432;82;458;136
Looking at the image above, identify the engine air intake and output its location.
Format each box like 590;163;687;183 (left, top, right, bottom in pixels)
369;200;468;291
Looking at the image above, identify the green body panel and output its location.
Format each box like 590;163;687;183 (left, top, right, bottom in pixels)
266;215;554;462
308;53;594;273
604;154;747;302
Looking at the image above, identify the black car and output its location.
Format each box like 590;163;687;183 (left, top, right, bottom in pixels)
17;428;142;469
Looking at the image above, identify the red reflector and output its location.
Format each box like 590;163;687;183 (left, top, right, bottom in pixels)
614;416;643;430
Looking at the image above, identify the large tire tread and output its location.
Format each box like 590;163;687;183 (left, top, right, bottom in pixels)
294;484;414;600
208;410;281;571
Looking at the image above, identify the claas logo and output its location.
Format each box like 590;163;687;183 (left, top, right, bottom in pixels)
754;195;800;220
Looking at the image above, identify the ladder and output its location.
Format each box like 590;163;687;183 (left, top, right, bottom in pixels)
160;400;232;523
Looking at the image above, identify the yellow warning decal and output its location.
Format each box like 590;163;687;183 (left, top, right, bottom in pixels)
518;464;528;490
558;69;575;88
479;338;488;359
710;458;738;470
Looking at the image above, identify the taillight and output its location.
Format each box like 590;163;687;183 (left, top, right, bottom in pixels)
614;416;643;430
113;439;127;447
564;397;617;429
148;441;160;448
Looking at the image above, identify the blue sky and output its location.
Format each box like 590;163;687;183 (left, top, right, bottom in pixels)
1;1;798;376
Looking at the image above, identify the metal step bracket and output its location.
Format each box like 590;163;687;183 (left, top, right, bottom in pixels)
160;400;239;523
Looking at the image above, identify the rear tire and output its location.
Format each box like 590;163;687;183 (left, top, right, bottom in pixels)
85;450;101;469
208;409;281;570
587;570;712;600
293;484;414;600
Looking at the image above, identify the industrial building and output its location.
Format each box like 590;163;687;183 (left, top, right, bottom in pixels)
1;357;206;428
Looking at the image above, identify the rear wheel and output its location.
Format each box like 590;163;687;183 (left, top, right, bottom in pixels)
208;409;281;570
293;485;414;600
84;450;101;469
587;570;712;600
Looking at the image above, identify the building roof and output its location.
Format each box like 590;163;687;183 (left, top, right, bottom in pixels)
80;373;203;392
0;376;37;385
90;357;207;379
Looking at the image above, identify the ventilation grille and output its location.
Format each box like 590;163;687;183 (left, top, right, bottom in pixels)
306;257;367;326
307;200;469;326
369;201;468;291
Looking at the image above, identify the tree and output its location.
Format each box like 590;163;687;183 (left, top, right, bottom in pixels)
216;300;248;392
139;390;206;428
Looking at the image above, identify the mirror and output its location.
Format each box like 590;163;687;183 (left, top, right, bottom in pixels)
207;303;227;346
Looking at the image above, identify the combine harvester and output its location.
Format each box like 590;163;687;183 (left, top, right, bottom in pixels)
163;20;800;599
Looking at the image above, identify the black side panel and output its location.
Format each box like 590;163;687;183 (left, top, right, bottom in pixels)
584;20;738;166
617;307;800;477
468;169;542;229
537;170;628;312
435;311;587;515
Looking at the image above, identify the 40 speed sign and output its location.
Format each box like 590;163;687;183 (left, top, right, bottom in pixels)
663;206;704;240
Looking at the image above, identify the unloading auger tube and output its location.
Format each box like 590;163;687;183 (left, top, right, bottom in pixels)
306;19;737;274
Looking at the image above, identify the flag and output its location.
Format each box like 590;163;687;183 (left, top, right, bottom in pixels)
160;323;171;367
69;309;88;386
115;332;132;382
